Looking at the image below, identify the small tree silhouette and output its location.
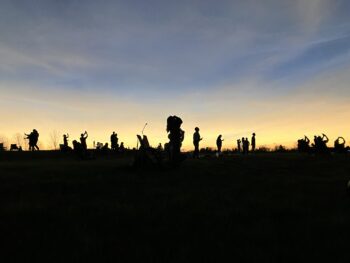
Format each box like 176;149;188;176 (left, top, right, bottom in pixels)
13;132;25;148
50;130;60;150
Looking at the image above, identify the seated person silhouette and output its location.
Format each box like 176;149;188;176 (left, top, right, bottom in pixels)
334;137;346;153
134;134;162;167
73;140;83;156
120;142;125;152
10;144;21;151
60;134;72;151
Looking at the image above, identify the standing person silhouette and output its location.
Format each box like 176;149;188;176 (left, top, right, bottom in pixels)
216;135;224;156
25;131;33;151
110;131;119;151
241;137;245;154
32;129;39;150
80;131;88;151
243;137;250;154
251;133;256;152
193;127;202;158
25;129;39;151
237;139;241;153
166;115;185;163
63;134;69;148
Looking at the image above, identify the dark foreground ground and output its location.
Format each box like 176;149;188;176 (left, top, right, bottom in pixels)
1;151;350;262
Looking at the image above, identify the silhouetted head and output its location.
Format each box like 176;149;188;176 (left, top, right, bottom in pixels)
167;115;183;132
81;133;84;137
195;127;199;132
253;133;255;136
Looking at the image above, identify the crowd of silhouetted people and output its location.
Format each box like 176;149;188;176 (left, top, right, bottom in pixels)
236;133;256;155
297;134;350;154
1;116;350;165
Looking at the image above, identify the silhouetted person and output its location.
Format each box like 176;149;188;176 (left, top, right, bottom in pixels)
193;127;202;158
251;133;256;152
298;136;311;153
216;135;224;156
80;131;88;151
313;133;329;154
10;144;20;151
237;139;241;153
241;137;245;154
63;134;69;147
334;137;346;153
120;142;125;152
110;132;119;151
102;143;109;151
72;140;85;158
320;134;329;154
157;143;163;151
25;129;39;151
60;133;72;151
304;136;310;151
243;137;250;154
166;115;185;163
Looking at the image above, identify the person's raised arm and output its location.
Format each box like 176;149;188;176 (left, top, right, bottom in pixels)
322;133;329;142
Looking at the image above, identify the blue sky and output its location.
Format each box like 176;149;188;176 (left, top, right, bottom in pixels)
1;0;350;149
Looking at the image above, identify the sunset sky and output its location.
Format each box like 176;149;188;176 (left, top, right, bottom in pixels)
1;0;350;150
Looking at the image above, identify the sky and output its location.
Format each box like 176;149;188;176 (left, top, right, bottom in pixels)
1;0;350;150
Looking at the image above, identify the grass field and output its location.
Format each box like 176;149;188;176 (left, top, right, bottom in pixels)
1;152;350;262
